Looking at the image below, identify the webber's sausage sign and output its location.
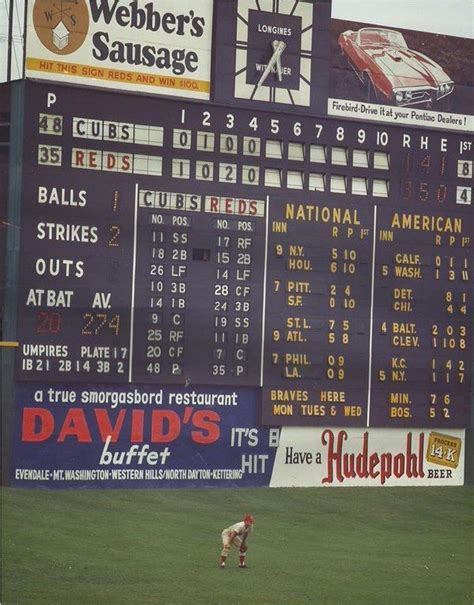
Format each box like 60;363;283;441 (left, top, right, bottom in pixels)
25;0;213;99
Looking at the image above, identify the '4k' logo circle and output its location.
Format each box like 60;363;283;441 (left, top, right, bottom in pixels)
33;0;89;55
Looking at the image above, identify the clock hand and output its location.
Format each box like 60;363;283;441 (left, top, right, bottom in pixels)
273;40;283;82
257;40;286;87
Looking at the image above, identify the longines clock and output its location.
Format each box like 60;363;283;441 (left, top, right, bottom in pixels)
234;0;314;106
212;0;331;114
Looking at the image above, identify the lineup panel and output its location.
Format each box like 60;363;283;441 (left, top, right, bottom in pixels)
131;189;266;385
16;83;473;427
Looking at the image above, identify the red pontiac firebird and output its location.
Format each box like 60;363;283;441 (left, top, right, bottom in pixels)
338;27;454;107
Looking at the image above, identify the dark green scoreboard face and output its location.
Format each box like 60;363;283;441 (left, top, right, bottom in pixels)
15;79;472;428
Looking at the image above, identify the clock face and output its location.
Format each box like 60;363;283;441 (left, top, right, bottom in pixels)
234;0;314;106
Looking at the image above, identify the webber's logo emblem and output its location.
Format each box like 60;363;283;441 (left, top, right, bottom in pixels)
33;0;89;54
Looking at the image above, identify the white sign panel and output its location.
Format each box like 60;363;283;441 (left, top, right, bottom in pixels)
328;99;473;133
329;0;473;132
332;0;474;39
270;428;465;487
25;0;213;99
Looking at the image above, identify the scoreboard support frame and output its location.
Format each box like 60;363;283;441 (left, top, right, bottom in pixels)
1;81;23;486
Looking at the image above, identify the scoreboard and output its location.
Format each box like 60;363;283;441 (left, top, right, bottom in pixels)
14;81;473;428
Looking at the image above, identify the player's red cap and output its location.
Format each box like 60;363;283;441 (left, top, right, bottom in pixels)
244;514;254;524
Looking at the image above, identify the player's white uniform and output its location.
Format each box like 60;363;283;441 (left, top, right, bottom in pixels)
221;521;252;554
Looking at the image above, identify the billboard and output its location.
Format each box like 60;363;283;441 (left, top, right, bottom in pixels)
12;383;465;488
329;3;474;131
20;1;474;130
25;0;213;99
212;0;473;132
271;426;464;487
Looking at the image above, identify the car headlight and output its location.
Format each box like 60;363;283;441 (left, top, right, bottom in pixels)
405;90;412;101
395;91;404;103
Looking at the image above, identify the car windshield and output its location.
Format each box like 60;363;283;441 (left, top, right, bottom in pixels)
359;29;407;48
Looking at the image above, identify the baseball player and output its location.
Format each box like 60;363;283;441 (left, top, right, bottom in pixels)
219;514;254;569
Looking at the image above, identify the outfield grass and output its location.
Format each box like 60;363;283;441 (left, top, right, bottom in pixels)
1;486;472;605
